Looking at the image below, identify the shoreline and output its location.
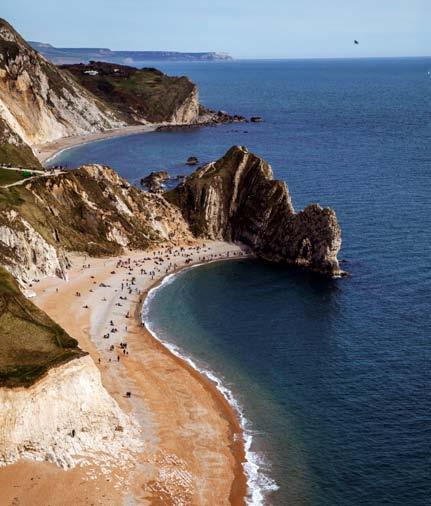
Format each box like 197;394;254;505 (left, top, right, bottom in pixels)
34;124;159;165
7;242;253;505
138;274;248;505
142;263;277;505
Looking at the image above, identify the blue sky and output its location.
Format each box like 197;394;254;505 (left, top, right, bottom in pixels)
3;0;430;58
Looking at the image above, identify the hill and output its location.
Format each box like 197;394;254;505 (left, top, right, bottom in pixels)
60;62;200;124
0;267;84;387
29;41;233;65
0;18;125;148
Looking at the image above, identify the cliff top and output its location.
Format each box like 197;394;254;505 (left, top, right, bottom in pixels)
61;61;197;123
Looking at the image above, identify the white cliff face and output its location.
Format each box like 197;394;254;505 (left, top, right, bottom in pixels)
0;210;68;286
170;87;200;124
0;20;125;147
0;355;143;469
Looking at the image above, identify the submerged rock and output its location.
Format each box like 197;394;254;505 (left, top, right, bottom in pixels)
166;146;342;276
186;156;199;166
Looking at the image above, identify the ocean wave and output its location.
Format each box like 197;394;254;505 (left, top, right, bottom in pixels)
142;269;279;505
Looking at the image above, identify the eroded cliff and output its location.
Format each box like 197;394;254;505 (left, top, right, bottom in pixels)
0;355;143;469
0;19;125;147
0;165;193;286
0;116;40;168
166;146;342;276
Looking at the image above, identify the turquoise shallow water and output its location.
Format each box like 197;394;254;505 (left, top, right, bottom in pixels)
54;58;431;505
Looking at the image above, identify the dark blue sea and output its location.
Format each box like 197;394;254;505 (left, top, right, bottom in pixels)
53;58;431;505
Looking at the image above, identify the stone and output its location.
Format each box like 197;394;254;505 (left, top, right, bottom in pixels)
140;170;169;193
186;156;199;166
166;146;342;276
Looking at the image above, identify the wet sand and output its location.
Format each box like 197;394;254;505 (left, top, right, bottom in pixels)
0;241;249;505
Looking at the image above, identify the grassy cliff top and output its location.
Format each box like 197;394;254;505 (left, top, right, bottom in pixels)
61;62;196;123
0;268;85;388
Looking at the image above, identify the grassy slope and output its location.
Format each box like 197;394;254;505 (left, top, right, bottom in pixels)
61;63;195;123
0;267;84;388
0;168;31;186
0;167;166;259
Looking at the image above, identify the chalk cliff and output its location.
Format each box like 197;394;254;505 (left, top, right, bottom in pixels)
166;146;342;276
0;165;193;286
0;116;40;167
0;20;242;167
0;355;142;469
0;19;125;147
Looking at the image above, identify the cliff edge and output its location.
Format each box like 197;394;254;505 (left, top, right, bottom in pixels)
0;18;125;147
0;211;142;472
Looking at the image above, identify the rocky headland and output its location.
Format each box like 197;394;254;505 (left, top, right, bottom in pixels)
166;146;342;276
29;41;233;65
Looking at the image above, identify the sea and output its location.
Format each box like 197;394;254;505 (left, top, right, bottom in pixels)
52;58;431;505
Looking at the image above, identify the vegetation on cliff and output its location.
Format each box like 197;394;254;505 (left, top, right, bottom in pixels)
61;62;199;124
0;165;193;285
0;118;41;169
0;19;241;169
0;267;84;388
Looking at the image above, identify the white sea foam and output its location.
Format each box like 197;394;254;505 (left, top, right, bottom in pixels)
142;269;279;505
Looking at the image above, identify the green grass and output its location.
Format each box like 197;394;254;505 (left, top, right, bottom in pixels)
0;168;29;186
64;65;195;123
0;268;85;388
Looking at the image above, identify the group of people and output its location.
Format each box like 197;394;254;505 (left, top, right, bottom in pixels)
76;241;249;398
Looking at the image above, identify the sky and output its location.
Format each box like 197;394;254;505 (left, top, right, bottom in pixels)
3;0;430;58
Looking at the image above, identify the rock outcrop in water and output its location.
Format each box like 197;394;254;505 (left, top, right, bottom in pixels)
140;170;169;193
62;62;246;126
166;146;342;276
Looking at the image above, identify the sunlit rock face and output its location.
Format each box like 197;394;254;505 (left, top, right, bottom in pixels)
0;355;143;469
0;18;125;147
167;146;342;276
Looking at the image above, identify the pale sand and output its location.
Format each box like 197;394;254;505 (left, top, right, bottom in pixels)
35;124;159;165
0;241;249;505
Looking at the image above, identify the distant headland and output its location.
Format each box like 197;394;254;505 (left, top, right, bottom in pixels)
29;40;233;64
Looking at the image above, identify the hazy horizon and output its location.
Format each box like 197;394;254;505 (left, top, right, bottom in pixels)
4;0;430;59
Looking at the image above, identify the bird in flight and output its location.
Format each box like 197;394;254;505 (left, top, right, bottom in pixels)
354;40;359;45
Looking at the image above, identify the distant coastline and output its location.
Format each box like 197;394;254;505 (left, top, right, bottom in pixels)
29;40;233;65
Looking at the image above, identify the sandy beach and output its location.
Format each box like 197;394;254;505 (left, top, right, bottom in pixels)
0;241;250;505
35;124;159;165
